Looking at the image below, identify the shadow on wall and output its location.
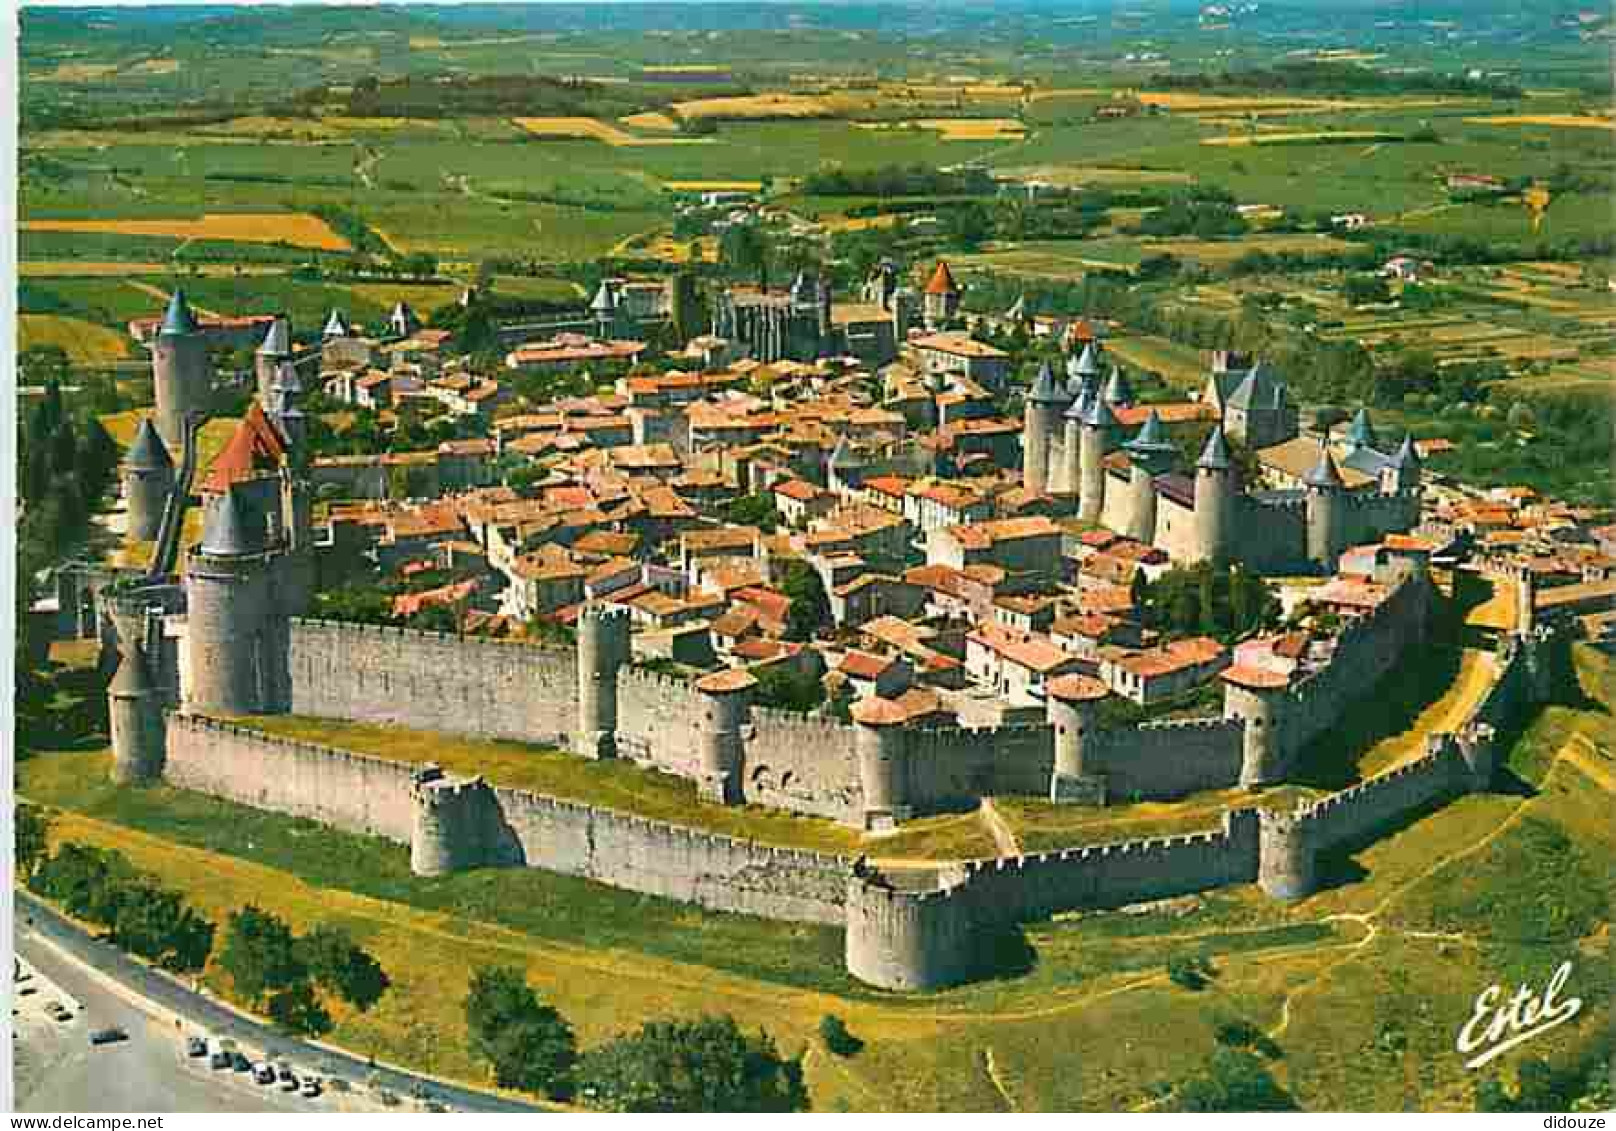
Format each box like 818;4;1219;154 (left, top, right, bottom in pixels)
968;921;1037;985
1289;640;1463;793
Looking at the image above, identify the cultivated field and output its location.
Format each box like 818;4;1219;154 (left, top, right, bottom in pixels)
18;313;133;362
21;213;350;251
510;116;713;146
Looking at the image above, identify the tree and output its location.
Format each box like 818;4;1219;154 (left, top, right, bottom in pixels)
719;224;768;286
1343;274;1391;306
669;271;701;345
108;882;216;973
29;843;131;925
299;924;391;1010
779;561;831;642
15;803;50;880
1173;1049;1294;1112
818;1014;862;1057
578;1016;808;1113
220;905;306;1005
267;980;333;1037
464;966;577;1097
720;493;780;531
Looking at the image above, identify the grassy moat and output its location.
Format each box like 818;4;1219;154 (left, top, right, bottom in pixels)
16;642;1612;1109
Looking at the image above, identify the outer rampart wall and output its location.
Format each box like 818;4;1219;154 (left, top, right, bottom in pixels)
614;666;702;772
287;619;576;745
164;714;415;842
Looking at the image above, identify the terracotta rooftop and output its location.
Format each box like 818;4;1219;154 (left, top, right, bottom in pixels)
200;403;288;494
695;668;759;694
1047;673;1110;702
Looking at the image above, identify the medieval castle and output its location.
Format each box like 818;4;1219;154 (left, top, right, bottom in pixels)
1022;343;1422;574
86;291;1560;993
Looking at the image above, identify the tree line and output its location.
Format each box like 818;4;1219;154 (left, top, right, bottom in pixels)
20;804;390;1038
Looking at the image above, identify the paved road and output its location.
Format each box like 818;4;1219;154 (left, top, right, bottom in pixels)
15;892;537;1113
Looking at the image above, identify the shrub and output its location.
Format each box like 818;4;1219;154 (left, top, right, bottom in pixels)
819;1014;863;1057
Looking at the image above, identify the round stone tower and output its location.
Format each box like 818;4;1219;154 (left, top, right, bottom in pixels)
575;604;630;759
254;314;291;409
1303;440;1345;574
1225;669;1288;788
109;645;165;785
1059;385;1086;498
1078;392;1117;523
121;417;174;543
184;486;275;716
1456;720;1498;791
844;864;975;991
1021;362;1064;495
1193;423;1237;565
152;290;211;452
852;697;909;831
695;668;756;805
1047;672;1109;804
1257;809;1317;901
1121;408;1174;544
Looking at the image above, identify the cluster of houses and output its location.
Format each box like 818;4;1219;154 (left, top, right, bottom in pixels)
147;257;1614;737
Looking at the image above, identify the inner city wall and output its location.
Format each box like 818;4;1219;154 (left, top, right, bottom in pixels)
270;570;1427;828
153;611;1548;989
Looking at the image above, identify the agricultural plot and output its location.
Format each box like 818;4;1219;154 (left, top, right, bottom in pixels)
18;314;133;363
511;116;714;146
21;212;350;250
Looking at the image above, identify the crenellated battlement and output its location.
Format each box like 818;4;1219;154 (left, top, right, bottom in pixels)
289;616;567;653
1135;715;1242;735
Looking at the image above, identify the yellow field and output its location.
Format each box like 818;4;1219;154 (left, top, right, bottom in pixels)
344;283;463;312
127;57;180;75
19;314;133;363
620;111;681;132
19;260;288;278
1464;114;1616;130
510;116;711;146
661;179;763;192
913;118;1027;141
33;61;120;82
1201;130;1394;147
22;212;350;251
671;93;832;120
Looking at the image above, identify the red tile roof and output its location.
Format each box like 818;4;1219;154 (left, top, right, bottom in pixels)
201;403;287;494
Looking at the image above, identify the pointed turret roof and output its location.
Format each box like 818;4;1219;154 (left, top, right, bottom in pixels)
1227;360;1285;411
1065;381;1092;421
125;417;173;471
257;314;291;357
1004;294;1027;322
322;308;350;338
1197;423;1232;471
1346;406;1377;450
199;486;263;557
1391;432;1420;468
390;299;417;324
1074;341;1103;378
160;289;199;337
1102;365;1133;406
1125;408;1175;457
109;646;153;697
1081;389;1118;431
924;260;959;296
1303;440;1345;489
1029;361;1065;404
590;280;618;314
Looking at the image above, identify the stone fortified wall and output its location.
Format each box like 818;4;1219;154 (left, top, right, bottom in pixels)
846;809;1260;990
165;713;848;925
286;619;577;746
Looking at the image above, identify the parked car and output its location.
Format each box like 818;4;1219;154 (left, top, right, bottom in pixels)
326;1077;351;1094
231;1053;252;1073
209;1051;232;1071
253;1064;276;1085
89;1027;128;1047
280;1073;301;1093
276;1063;294;1083
186;1036;208;1058
300;1077;322;1099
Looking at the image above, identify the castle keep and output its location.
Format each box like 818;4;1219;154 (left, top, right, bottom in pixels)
1022;348;1421;573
